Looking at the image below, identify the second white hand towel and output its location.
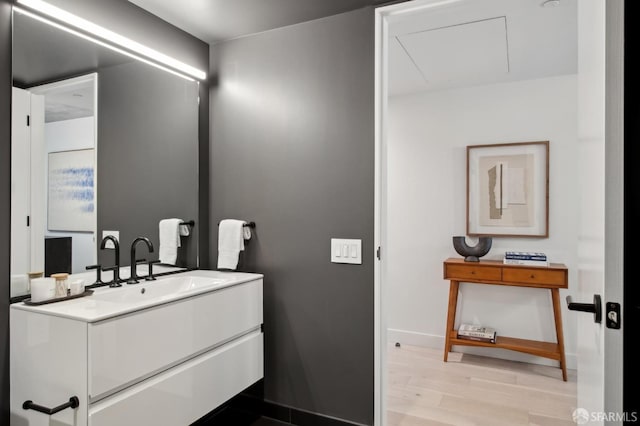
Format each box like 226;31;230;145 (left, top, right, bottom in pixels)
159;218;182;265
217;219;248;270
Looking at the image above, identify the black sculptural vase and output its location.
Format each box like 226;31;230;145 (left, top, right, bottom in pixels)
452;236;492;262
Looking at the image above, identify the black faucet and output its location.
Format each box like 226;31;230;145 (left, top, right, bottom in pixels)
127;237;154;284
85;264;105;288
100;235;121;287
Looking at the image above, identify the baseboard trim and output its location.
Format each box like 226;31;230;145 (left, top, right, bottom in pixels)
195;381;368;426
259;399;368;426
387;328;577;370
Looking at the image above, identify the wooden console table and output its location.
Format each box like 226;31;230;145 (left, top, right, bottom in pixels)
443;258;569;381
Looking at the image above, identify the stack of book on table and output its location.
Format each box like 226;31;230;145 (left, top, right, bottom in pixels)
457;324;497;344
503;251;548;266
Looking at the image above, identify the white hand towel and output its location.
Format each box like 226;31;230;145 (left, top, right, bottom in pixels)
179;224;191;237
217;219;250;270
159;218;182;265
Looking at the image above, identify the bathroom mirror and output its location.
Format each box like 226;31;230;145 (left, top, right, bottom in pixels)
10;9;199;298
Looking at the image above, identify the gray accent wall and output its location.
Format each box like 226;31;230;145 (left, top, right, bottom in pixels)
0;0;10;421
98;61;199;268
199;83;210;268
210;7;375;425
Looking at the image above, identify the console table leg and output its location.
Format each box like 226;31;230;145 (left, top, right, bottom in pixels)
551;288;568;381
443;280;460;362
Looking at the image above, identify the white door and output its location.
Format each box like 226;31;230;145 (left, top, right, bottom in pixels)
11;87;45;297
29;93;45;273
11;88;31;281
573;0;624;424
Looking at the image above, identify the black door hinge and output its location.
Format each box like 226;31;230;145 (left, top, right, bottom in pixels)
26;115;30;126
26;216;30;227
376;246;381;260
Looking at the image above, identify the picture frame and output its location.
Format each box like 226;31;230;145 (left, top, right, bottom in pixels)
467;141;549;238
48;148;95;232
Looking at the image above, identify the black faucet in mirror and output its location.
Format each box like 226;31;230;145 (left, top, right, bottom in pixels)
100;235;121;287
128;237;154;284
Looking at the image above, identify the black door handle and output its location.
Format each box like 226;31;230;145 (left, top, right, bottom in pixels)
566;294;602;323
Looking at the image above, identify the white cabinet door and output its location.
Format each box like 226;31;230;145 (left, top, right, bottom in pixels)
88;280;263;400
88;330;264;426
10;309;89;426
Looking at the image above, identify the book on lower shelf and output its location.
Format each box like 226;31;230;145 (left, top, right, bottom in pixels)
457;324;497;343
457;334;496;344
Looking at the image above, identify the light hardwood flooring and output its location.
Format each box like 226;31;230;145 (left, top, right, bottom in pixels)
387;344;577;426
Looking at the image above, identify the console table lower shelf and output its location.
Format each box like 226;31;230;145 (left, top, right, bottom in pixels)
442;258;569;381
448;333;562;361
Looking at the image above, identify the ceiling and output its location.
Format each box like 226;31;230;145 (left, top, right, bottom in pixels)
128;0;385;44
43;81;95;123
388;0;577;96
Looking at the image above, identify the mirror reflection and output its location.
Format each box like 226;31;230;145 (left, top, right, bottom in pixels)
11;9;199;298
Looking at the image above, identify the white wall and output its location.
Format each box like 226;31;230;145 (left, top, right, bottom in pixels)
45;116;96;273
387;74;579;367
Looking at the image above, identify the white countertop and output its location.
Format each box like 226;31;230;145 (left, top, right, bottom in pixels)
11;269;263;323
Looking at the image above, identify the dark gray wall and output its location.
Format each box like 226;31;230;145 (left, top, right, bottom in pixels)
98;61;199;268
199;83;210;268
1;0;10;421
210;7;375;425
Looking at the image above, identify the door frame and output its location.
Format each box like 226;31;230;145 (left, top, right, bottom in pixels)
373;1;625;425
623;0;636;420
604;0;624;420
374;2;468;424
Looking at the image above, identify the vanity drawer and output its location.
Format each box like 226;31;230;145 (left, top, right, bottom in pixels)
444;264;502;281
88;279;263;400
502;268;567;287
89;331;263;426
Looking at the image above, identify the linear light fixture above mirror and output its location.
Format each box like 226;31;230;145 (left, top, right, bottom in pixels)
15;0;207;81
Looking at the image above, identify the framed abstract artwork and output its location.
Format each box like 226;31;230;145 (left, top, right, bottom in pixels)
48;148;95;232
467;141;549;238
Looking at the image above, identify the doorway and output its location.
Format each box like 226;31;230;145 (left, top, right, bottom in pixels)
11;74;98;298
374;0;623;425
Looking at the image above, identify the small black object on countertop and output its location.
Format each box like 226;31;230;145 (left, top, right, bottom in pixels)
23;290;94;306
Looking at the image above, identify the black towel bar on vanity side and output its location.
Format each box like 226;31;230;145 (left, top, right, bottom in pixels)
23;396;79;415
217;221;256;228
180;220;195;227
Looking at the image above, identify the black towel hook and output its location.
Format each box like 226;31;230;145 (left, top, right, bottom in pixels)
217;221;255;228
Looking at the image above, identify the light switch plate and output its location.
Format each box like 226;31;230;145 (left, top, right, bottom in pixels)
331;238;362;264
102;230;119;249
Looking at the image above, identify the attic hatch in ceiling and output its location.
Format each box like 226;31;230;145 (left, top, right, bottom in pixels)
393;16;510;93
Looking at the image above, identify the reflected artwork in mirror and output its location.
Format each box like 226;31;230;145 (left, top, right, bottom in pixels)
10;8;199;299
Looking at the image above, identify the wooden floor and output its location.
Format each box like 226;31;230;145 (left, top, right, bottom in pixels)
387;344;577;426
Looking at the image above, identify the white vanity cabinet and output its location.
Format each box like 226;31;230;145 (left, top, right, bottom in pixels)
10;271;264;426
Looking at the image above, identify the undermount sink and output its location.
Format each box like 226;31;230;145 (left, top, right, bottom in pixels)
12;269;263;322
